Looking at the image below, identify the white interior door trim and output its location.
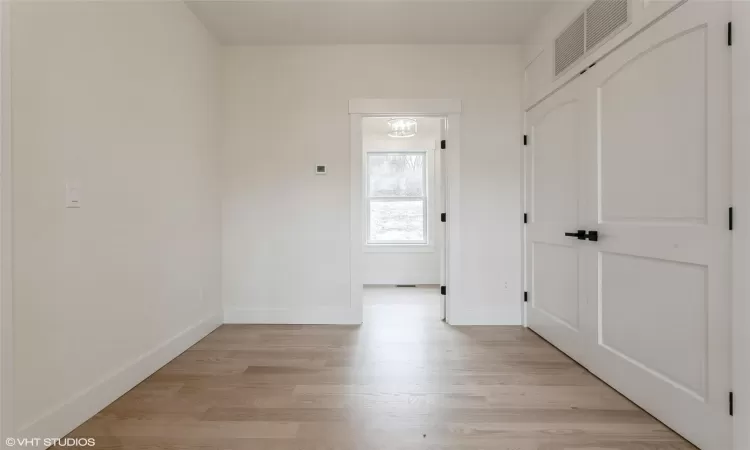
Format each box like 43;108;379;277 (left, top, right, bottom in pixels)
349;99;461;324
438;119;447;321
349;99;462;115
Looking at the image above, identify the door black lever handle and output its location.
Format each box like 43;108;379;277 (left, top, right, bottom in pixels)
586;230;599;242
564;230;587;240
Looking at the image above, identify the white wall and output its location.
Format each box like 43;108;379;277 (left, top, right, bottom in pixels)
362;119;441;286
10;1;222;439
363;251;439;285
222;45;524;325
0;1;11;444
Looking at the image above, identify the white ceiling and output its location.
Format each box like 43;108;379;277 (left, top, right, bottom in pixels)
186;1;554;45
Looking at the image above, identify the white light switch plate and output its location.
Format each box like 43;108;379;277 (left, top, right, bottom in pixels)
66;182;82;208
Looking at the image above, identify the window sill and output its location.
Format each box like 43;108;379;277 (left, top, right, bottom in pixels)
364;244;436;253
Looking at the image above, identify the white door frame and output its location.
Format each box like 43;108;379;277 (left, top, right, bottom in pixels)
437;118;447;321
349;99;461;324
732;3;750;450
1;0;12;445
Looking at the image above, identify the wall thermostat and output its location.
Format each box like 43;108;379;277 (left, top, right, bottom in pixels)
315;165;327;175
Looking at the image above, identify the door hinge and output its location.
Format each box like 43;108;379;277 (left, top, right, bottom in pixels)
523;135;528;146
440;140;446;150
729;207;734;231
441;213;446;223
729;22;733;46
730;391;734;416
441;286;447;296
523;213;528;224
524;291;528;303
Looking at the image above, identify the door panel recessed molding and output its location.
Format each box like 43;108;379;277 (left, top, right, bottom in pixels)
598;26;708;224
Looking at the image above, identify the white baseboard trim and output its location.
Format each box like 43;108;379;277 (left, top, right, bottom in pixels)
224;306;361;325
16;313;222;443
362;279;441;286
448;307;523;326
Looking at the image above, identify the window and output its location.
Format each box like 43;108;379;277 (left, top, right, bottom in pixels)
366;152;428;245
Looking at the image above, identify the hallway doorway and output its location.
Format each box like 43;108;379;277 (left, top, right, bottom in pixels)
357;116;447;323
349;99;461;326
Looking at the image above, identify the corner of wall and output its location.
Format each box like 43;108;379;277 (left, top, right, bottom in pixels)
16;313;221;442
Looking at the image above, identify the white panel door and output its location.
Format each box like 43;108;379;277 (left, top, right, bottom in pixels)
525;77;589;363
578;3;732;448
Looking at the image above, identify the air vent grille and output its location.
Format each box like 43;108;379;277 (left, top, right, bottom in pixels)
554;0;629;77
586;0;629;51
555;13;585;76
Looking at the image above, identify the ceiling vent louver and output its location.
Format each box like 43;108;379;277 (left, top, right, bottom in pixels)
555;13;585;77
586;0;629;52
554;0;629;77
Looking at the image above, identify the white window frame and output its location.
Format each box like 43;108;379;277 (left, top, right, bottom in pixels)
365;151;429;246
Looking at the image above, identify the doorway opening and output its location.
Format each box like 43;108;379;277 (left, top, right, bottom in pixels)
348;99;461;326
360;116;447;323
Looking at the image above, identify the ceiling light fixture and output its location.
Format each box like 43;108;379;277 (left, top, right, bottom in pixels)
388;118;418;138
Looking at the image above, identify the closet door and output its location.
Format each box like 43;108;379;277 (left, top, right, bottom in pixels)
525;77;589;362
578;3;732;448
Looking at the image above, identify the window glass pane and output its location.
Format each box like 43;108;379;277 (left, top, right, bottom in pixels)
368;153;425;197
369;200;425;242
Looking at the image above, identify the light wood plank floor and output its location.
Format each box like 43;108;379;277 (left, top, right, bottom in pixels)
65;286;695;449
